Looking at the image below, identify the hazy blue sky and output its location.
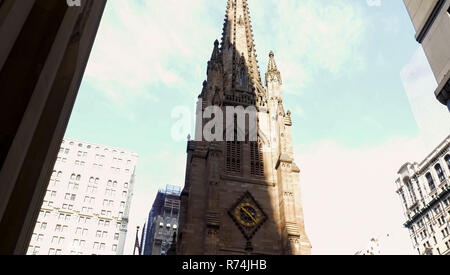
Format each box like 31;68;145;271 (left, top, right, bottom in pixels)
65;0;449;254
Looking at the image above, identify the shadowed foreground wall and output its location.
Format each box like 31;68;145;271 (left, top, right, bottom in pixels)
0;0;106;255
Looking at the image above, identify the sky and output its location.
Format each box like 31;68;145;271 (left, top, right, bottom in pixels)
65;0;450;254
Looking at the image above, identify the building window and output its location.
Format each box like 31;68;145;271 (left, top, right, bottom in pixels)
226;132;241;173
250;140;264;176
240;69;245;87
435;164;445;182
32;247;40;255
405;178;417;202
400;191;408;210
444;154;450;169
426;173;435;191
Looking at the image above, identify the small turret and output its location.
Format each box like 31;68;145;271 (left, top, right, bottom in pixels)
265;51;282;99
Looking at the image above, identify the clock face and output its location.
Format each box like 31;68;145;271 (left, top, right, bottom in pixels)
234;202;262;228
228;192;267;241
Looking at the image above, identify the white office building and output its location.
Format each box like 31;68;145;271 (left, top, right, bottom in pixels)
395;135;450;255
27;137;138;255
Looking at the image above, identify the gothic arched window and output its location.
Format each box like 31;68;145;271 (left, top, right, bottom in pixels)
426;172;435;191
239;69;245;87
435;164;445;182
250;140;264;176
226;129;241;174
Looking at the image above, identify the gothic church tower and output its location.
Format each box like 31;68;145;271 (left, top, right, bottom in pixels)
177;0;311;255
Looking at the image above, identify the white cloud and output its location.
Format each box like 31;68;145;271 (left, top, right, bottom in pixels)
296;137;426;255
400;46;450;147
84;0;218;105
268;0;366;93
297;46;450;255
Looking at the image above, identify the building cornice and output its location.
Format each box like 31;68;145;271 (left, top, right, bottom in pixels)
417;137;450;174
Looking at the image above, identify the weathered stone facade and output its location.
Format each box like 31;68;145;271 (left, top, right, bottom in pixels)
177;0;311;255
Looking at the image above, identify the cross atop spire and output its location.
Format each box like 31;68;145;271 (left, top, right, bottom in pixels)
221;0;262;88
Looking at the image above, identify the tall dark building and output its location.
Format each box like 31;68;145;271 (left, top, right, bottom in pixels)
403;0;450;111
176;0;311;255
141;185;181;255
0;0;106;254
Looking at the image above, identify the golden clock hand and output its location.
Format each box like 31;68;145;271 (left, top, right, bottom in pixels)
241;207;257;223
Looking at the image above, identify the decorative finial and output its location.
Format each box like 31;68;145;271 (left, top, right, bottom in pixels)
210;40;220;62
265;50;282;87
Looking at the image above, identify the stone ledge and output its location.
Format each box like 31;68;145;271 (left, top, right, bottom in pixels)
220;173;275;186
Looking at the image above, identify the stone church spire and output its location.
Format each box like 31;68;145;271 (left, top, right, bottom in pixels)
178;0;311;256
221;0;262;91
